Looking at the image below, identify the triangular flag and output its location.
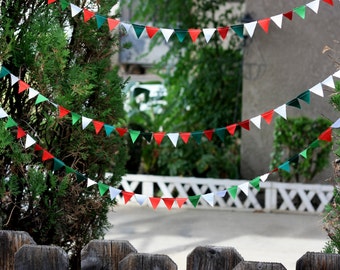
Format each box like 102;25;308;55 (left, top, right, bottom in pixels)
142;132;153;143
231;25;244;38
226;124;237;135
250;177;260;191
297;90;311;104
75;171;86;182
309;83;324;97
93;120;104;134
174;29;187;42
333;70;340;79
322;75;335;89
286;98;301;109
203;129;214;141
65;166;75;174
5;117;17;128
98;182;109;196
188;195;201;208
59;106;70;118
109;187;121;200
48;0;57;4
176;198;187;208
300;148;308;159
191;131;203;144
25;135;36;148
202;193;215;207
132;24;145;38
160;28;174;42
122;191;135;204
293;6;306;19
60;0;69;10
260;173;270;182
34;144;43;151
179;132;191;143
83;8;95;22
116;127;128;137
238;182;249;196
53;158;65;171
145;26;159;38
35;94;48;105
310;140;320;149
323;0;333;6
104;124;115;136
271;14;283;28
215;190;227;198
257;18;270;33
318;127;332;142
239;120;250;130
17;126;26;139
0;107;8;118
153;132;166;145
283;11;293;20
162;198;176;210
28;88;39;100
70;3;82;17
120;22;132;33
42;150;54;161
202;28;216;43
0;66;10;78
217;26;229;40
331;118;340;128
10;74;19;86
95;14;107;29
261;110;274;125
167;133;179;147
135;194;147;206
250;115;262;129
307;0;320;13
274;104;287;119
82;116;92;130
244;21;257;38
149;197;161;210
18;80;30;93
71;112;81;125
215;128;226;142
279;161;290;172
107;18;120;31
129;129;141;143
87;178;97;187
228;186;238;199
188;29;201;42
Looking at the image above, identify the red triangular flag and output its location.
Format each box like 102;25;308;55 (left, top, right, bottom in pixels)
149;197;161;210
42;150;54;161
34;144;43;151
122;191;135;204
18;80;30;94
318;127;332;142
217;26;229;40
83;8;95;22
203;129;214;141
188;29;201;42
107;18;120;31
162;198;175;210
176;198;187;208
116;127;128;137
226;123;237;135
93;120;104;134
323;0;333;5
17;126;26;139
58;106;70;118
153;132;166;145
283;11;293;20
258;18;270;33
48;0;57;4
180;132;191;143
145;26;159;38
261;110;274;125
239;120;250;131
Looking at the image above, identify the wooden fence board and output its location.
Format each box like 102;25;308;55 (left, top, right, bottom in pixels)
119;253;177;270
296;252;340;270
233;261;287;269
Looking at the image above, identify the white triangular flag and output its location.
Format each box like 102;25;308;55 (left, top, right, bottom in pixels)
202;28;216;43
82;116;92;130
309;83;324;97
244;21;257;38
271;14;283;28
87;178;97;187
250;115;262;129
202;193;215;207
120;22;132;33
331;118;340;129
0;107;8;118
160;28;174;42
28;88;39;100
25;134;36;149
260;173;270;182
322;75;335;89
274;104;287;119
10;74;19;86
306;0;320;14
109;187;122;200
215;190;227;198
70;3;82;17
134;194;147;205
333;70;340;79
238;182;249;196
167;133;179;147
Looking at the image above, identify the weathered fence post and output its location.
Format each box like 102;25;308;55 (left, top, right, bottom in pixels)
118;253;178;270
296;251;340;270
81;240;137;270
233;261;287;270
14;244;69;270
0;230;36;270
186;246;243;270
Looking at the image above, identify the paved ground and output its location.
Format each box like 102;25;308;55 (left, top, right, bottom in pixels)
105;204;328;270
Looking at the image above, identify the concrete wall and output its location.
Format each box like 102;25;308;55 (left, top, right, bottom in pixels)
241;0;339;182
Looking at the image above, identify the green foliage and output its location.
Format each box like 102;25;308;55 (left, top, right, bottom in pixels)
271;117;332;182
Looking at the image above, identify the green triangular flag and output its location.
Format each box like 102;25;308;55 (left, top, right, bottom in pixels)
65;166;75;174
5;117;17;128
215;128;225;142
279;161;290;172
98;182;109;196
228;185;238;199
188;195;201;207
231;25;244;38
104;124;115;136
60;0;69;10
75;171;86;182
174;29;187;42
129;129;141;143
35;94;48;105
53;158;65;171
142;132;153;143
310;140;320;149
297;90;310;104
132;24;145;38
286;98;301;109
293;6;306;19
191;131;203;144
95;14;106;29
250;177;260;191
0;66;10;78
300;148;308;159
71;112;81;125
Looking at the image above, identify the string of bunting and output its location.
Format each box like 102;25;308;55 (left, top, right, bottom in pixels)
47;0;335;43
0;106;339;209
0;66;339;147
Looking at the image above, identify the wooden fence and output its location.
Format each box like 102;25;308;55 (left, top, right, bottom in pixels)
2;230;340;270
110;174;334;213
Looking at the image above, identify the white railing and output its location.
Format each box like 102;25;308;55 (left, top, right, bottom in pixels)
111;174;334;213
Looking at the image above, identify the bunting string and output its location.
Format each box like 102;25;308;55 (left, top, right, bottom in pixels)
47;0;336;43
